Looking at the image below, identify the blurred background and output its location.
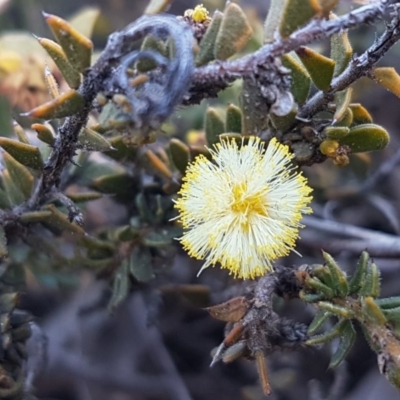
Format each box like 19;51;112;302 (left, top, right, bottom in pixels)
1;0;400;399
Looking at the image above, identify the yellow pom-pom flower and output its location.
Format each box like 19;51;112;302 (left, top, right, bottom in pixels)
174;137;313;279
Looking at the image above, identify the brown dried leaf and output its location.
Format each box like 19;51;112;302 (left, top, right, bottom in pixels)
205;296;249;322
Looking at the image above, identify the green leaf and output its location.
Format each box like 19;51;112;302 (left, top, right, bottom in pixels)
322;251;349;297
129;247;154;282
308;310;331;335
137;35;167;72
26;90;85;119
31;123;56;146
296;46;335;91
306;319;348;346
78;127;113;152
324;126;350;140
264;0;284;43
19;211;53;223
205;107;225;146
2;169;25;205
349;103;373;125
38;37;81;89
362;297;386;325
3;152;34;199
108;261;130;311
195;11;223;66
41;204;85;235
334;89;353;124
270;107;297;132
317;301;354;318
329;320;356;368
279;0;321;38
225;104;243;133
376;297;400;310
0;225;8;258
359;261;380;298
305;277;335;299
91;173;135;195
0;96;13;137
0;138;44;170
214;3;253;60
282;53;311;105
66;192;102;203
348;251;370;295
331;29;352;77
339;124;389;153
169;138;190;175
44;12;93;72
142;230;175;247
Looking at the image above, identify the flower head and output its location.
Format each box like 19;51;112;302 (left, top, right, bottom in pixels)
174;136;313;279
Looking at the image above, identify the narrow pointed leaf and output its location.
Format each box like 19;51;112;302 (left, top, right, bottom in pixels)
31;123;56;146
359;261;381;298
0;138;43;170
306;319;348;345
264;0;285;43
44;12;93;72
78;127;112;152
225;104;243;133
317;301;354;318
0;225;7;257
38;37;81;89
169;138;190;174
42;204;85;235
26;90;85;119
13;121;29;144
2;170;25;205
349;251;369;294
195;11;223;66
282;54;311;105
305;277;335;299
331;29;352;76
214;3;253;60
322;251;349;297
308;310;332;335
205;107;225;146
329;320;356;368
296;46;335;91
67;192;102;203
376;297;400;310
91;173;135;195
109;261;130;311
334;89;353;123
19;211;53;223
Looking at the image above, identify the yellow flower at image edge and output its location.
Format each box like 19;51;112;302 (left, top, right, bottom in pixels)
174;137;313;280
